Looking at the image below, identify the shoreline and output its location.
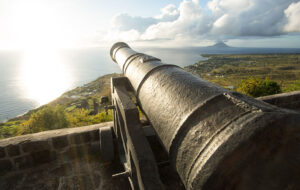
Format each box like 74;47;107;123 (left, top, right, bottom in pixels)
1;53;300;137
1;73;122;124
3;53;300;124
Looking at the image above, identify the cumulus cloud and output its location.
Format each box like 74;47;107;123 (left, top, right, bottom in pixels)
209;0;295;36
141;0;212;41
111;13;156;32
100;0;300;45
284;2;300;32
155;4;179;21
102;4;180;43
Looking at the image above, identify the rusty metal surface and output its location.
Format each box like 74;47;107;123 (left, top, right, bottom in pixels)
110;42;300;190
111;77;163;190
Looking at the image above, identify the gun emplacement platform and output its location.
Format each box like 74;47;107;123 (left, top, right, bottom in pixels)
100;42;300;190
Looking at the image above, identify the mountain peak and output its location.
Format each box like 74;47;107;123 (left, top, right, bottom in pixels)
210;41;230;48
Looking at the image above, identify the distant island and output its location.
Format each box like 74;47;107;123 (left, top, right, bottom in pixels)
208;41;230;48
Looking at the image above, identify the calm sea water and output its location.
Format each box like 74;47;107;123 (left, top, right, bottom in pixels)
1;46;300;122
0;47;205;122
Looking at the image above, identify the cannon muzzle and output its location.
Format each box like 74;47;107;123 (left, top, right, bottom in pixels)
110;42;300;190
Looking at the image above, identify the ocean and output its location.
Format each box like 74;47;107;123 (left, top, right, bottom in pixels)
1;46;300;122
0;47;205;122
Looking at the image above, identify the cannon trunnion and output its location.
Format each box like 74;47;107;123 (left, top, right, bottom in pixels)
104;42;300;190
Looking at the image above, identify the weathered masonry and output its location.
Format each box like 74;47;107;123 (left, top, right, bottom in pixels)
0;122;131;189
0;123;105;172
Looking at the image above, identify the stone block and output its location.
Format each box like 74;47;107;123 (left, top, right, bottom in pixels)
69;132;91;145
90;142;100;153
7;145;20;157
58;175;98;190
90;129;100;142
63;145;92;160
52;135;69;150
14;155;33;169
22;140;50;153
0;147;5;158
31;150;57;165
0;159;13;174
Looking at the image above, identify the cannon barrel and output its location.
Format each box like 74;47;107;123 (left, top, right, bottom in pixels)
110;42;300;190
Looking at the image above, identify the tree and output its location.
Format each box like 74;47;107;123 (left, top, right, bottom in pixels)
237;77;281;97
19;106;69;134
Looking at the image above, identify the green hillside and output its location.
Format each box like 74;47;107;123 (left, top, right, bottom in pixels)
185;54;300;92
0;73;121;139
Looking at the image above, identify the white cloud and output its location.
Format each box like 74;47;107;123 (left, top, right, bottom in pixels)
140;0;206;41
98;0;300;46
155;4;179;21
209;0;295;36
111;13;156;32
284;2;300;32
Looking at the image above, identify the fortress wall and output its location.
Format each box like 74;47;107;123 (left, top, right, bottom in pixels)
1;91;299;176
0;122;113;175
258;91;300;112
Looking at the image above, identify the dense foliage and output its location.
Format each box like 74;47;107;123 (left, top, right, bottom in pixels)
0;105;113;139
237;77;282;97
18;106;69;135
66;108;113;127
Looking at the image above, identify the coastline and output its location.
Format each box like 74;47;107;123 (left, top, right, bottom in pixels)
1;53;300;139
4;53;300;123
6;73;122;122
0;73;121;139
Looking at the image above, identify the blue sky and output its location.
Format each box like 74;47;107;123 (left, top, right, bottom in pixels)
0;0;300;49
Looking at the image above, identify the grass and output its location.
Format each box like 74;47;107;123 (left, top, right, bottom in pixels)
185;54;300;92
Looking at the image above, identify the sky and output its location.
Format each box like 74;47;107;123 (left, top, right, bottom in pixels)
0;0;300;50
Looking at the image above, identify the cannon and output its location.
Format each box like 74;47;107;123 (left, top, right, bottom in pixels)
101;42;300;190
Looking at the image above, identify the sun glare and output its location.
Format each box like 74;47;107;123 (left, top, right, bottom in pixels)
19;49;72;105
8;0;76;50
7;1;76;105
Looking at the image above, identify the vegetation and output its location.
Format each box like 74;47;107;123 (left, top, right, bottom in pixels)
66;108;113;127
0;73;120;139
284;79;300;92
185;54;300;92
0;105;113;138
0;121;23;139
19;106;69;135
237;77;281;97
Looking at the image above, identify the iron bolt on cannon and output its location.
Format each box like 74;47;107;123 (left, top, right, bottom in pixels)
99;42;300;190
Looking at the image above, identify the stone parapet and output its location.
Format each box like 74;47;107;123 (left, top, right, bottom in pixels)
259;91;300;112
0;122;113;175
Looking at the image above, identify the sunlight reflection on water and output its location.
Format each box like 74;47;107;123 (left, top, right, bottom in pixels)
0;47;203;122
19;49;73;105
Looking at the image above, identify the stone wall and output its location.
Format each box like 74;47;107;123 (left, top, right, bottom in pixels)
258;90;300;112
0;122;112;175
1;91;299;189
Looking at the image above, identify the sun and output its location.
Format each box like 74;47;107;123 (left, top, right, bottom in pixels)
19;49;73;105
